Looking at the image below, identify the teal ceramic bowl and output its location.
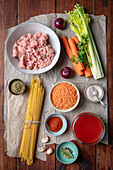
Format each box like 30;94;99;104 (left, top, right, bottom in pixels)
56;141;78;164
44;113;67;136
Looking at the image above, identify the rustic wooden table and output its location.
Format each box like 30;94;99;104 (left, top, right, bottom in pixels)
0;0;113;169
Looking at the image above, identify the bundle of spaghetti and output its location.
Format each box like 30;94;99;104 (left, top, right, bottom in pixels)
19;76;44;165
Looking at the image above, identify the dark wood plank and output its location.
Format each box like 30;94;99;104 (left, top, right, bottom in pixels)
55;0;94;14
4;0;18;28
16;144;55;170
0;2;5;170
18;0;55;24
46;144;56;170
96;144;113;170
0;0;18;170
0;131;17;170
105;0;113;144
0;0;5;122
94;0;113;169
17;158;29;170
94;0;113;139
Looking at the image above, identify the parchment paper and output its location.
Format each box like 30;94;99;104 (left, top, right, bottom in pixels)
4;13;107;161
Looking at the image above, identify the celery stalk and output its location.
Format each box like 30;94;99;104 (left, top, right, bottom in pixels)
66;4;104;79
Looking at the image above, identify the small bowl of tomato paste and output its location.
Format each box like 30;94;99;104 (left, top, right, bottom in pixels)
72;112;105;145
45;113;67;136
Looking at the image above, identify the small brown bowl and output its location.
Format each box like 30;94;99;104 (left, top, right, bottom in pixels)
9;79;25;95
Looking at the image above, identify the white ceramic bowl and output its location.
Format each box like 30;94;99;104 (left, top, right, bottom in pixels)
6;22;61;75
49;81;80;112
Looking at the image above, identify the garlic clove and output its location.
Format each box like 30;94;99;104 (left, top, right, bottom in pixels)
37;146;46;153
46;147;54;155
41;136;50;143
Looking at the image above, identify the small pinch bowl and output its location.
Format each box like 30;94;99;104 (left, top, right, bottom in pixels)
44;113;67;136
49;81;80;113
84;84;104;103
56;141;79;164
9;78;25;95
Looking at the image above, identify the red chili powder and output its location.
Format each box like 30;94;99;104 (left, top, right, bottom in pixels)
47;116;63;132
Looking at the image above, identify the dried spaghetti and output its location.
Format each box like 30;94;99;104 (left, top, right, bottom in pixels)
19;77;44;165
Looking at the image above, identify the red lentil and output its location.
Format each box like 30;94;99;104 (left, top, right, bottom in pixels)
51;83;78;110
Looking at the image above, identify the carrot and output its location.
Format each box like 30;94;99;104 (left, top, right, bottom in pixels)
72;36;80;50
72;36;79;44
72;36;92;78
84;66;93;78
61;36;84;76
61;36;72;58
68;38;84;71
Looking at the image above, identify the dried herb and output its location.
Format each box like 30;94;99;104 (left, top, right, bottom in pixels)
11;80;25;94
60;148;74;159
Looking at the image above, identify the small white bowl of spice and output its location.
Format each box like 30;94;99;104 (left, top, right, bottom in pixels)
84;84;104;103
9;79;25;95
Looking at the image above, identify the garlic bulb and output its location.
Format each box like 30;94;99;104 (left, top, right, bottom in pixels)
46;147;54;155
41;136;49;143
37;146;46;152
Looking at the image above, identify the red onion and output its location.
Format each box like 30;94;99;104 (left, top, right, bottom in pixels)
54;18;65;29
61;67;74;79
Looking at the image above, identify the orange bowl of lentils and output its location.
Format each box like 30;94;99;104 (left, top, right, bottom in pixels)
49;81;80;112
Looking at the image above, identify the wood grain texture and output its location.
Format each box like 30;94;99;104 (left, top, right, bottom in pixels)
96;144;113;170
94;0;113;169
0;0;18;170
0;0;113;169
0;2;5;170
16;143;55;170
18;0;55;24
0;0;5;123
0;132;17;170
4;0;18;28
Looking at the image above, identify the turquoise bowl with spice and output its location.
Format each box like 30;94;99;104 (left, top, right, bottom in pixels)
44;113;67;136
56;141;78;164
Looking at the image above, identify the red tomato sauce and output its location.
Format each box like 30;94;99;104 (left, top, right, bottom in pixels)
74;114;103;144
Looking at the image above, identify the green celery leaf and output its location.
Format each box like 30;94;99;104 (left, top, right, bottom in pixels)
70;58;75;62
74;60;79;64
71;55;75;58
